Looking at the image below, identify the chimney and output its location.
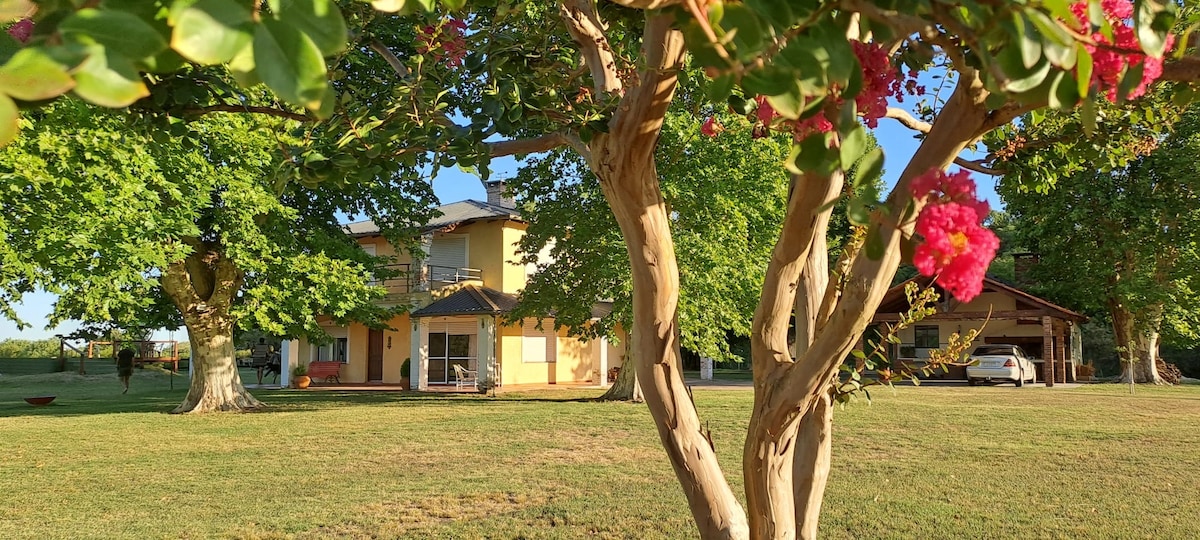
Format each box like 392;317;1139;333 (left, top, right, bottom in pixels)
485;180;516;209
1013;252;1039;287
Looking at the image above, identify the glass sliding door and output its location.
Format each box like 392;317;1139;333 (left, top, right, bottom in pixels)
428;331;475;384
428;332;448;384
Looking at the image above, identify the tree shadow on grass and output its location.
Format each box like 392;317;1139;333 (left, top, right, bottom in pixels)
0;378;614;418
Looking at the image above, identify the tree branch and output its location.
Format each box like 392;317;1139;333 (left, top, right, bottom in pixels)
559;0;622;96
954;157;1005;175
886;107;932;133
369;40;410;78
599;0;684;9
488;132;581;158
177;104;311;122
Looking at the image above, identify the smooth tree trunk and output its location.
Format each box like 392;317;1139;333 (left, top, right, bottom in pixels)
1110;300;1165;384
599;357;644;402
586;13;750;539
162;249;263;413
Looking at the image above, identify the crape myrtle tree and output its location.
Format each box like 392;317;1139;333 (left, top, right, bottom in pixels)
508;109;882;401
994;97;1200;384
0;98;437;413
3;0;1198;536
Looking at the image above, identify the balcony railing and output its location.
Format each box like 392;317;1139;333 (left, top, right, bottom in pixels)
377;263;483;294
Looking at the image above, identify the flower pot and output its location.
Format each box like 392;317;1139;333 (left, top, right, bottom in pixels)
293;375;311;389
400;376;411;390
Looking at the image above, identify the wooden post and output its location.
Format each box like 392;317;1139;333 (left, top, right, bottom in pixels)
1042;316;1054;387
1056;328;1068;383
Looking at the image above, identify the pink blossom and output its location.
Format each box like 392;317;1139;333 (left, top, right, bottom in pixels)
912;202;1000;301
701;116;723;137
1069;0;1173;101
755;96;777;126
7;18;32;44
417;18;468;68
910;168;990;220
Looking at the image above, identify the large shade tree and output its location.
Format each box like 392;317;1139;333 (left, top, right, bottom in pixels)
0;97;436;413
996;99;1200;384
4;0;1199;536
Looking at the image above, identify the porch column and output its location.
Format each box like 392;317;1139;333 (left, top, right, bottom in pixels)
597;336;609;388
700;357;714;380
1056;328;1068;383
416;233;433;292
1042;316;1054;387
280;339;298;388
477;315;496;387
411;318;430;390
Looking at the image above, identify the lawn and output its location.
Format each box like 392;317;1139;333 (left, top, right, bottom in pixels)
1;370;1198;539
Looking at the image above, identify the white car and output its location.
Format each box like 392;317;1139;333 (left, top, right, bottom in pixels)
966;344;1037;387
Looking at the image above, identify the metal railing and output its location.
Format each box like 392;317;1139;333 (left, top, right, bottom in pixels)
377;263;483;294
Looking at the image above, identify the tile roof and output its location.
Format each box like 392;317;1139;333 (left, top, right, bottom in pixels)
346;200;521;238
411;285;519;318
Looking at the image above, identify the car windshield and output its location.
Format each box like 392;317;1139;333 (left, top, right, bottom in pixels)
972;345;1017;356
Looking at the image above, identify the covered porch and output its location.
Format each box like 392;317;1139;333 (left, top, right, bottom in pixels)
408;285;510;390
872;276;1089;386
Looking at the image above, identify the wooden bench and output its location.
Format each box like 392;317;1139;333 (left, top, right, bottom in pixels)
307;361;342;384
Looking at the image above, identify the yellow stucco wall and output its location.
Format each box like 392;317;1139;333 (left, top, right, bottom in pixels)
893;291;1055;358
501;223;529;295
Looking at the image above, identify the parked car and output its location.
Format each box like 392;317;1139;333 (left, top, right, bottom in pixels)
966;344;1037;387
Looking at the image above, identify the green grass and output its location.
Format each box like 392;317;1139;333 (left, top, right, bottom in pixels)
2;370;1199;539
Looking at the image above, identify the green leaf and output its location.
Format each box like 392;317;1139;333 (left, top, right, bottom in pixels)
847;199;870;226
720;4;768;62
276;0;347;56
1013;13;1042;69
0;93;17;147
764;83;805;119
785;133;834;176
839;124;867;170
1081;97;1097;136
0;48;76;101
1006;59;1051;94
253;19;329;110
706;73;734;104
864;223;885;259
71;47;150;108
1134;0;1173;58
370;0;407;12
1076;44;1093;97
728;94;754;115
169;0;254;64
227;42;260;87
853;147;884;187
59;8;168;61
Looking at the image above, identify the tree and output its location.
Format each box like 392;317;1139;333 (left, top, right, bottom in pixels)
0;337;60;358
997;101;1200;384
0;98;437;412
510;109;881;400
2;0;1196;537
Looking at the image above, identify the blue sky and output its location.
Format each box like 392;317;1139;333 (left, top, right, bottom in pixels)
0;115;1002;341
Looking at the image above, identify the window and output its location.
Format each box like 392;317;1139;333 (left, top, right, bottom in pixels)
314;338;348;363
914;326;939;349
522;320;557;363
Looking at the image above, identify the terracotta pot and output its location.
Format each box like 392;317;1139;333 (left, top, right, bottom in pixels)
293;375;311;389
400;377;411;390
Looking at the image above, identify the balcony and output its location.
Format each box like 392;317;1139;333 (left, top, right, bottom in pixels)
377;263;483;303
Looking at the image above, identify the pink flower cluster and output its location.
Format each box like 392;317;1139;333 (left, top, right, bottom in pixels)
7;18;32;44
417;18;468;68
701;116;724;137
701;41;919;139
853;41;919;128
909;169;999;302
1069;0;1172;101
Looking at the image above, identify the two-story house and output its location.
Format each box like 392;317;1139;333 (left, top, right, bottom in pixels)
278;181;624;390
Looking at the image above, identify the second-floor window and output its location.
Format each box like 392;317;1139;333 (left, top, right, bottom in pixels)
914;325;939;349
429;235;469;282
